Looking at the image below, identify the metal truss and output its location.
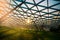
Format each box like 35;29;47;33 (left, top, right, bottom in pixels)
0;0;60;27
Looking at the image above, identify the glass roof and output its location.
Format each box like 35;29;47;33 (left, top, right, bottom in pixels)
0;0;60;27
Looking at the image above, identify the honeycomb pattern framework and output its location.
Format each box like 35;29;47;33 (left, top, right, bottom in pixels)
0;0;60;27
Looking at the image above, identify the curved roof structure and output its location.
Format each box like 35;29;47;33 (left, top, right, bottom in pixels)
0;0;60;27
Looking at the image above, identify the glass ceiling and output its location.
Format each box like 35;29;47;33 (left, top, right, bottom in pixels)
0;0;60;27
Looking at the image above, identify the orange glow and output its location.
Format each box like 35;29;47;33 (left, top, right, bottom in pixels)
0;10;3;12
0;0;10;22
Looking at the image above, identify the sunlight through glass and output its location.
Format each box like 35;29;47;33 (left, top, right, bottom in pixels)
26;18;32;24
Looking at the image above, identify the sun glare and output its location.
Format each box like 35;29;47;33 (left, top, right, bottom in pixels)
26;18;32;24
27;19;30;23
